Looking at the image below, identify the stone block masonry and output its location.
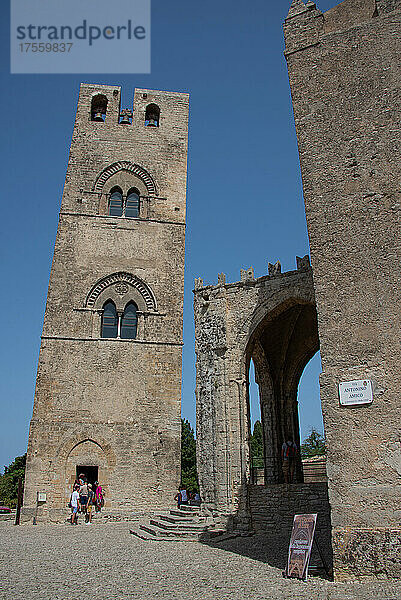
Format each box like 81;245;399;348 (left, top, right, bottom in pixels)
284;0;401;578
249;483;332;572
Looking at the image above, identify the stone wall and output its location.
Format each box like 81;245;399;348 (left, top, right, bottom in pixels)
284;0;401;578
249;483;332;570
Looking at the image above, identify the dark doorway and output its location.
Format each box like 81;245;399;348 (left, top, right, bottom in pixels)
76;465;98;487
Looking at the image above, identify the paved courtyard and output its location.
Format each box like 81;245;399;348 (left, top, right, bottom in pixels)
1;521;400;600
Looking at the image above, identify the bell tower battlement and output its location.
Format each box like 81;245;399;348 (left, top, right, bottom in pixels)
62;84;189;221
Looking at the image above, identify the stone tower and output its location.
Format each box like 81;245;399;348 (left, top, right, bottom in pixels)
23;84;189;521
284;0;401;578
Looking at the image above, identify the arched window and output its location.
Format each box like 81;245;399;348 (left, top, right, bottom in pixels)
91;94;108;122
145;104;160;127
108;187;123;216
125;188;140;218
120;302;138;339
101;301;118;338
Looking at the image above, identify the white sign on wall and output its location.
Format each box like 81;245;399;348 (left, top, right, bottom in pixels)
338;379;373;406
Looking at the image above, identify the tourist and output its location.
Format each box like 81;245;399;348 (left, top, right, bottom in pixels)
94;481;104;512
282;439;298;483
79;478;89;515
70;484;80;525
189;491;200;506
180;487;188;505
174;486;188;508
86;483;94;524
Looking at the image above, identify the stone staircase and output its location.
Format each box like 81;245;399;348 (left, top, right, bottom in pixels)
130;504;225;542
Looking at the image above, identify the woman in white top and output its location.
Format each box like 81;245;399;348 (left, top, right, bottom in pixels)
70;485;80;525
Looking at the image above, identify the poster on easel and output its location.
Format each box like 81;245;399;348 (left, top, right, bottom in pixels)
286;513;317;581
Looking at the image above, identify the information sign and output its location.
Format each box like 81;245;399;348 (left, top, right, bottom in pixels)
339;379;373;406
286;513;317;580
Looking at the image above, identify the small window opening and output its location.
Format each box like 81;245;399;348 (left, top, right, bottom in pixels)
108;187;123;217
101;301;118;338
145;103;160;127
120;302;138;339
125;188;140;218
91;94;108;122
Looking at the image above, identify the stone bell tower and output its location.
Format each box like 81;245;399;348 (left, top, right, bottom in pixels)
23;84;189;521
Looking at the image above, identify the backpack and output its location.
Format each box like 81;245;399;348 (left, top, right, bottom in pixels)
284;442;297;458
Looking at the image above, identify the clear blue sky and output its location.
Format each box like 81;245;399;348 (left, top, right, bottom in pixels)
0;0;338;470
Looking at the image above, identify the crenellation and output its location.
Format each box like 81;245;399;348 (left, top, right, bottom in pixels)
240;267;254;282
296;254;310;270
286;0;309;20
267;260;281;275
194;257;312;294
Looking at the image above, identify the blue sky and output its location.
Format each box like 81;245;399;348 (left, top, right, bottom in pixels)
0;0;339;470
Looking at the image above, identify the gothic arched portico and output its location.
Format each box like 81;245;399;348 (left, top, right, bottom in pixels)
245;299;319;485
194;257;321;514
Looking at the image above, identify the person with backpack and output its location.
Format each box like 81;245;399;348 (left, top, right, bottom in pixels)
174;486;188;508
86;483;94;524
282;439;298;483
79;478;89;517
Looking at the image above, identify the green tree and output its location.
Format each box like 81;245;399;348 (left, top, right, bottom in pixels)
180;419;199;493
0;453;26;507
250;420;264;467
300;429;326;458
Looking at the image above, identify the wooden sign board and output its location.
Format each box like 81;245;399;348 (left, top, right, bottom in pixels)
286;513;317;580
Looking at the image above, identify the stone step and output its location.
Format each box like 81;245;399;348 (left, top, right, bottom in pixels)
129;519;229;542
129;525;200;542
139;524;201;539
157;514;207;524
128;503;220;543
177;504;200;512
169;508;200;518
149;519;210;532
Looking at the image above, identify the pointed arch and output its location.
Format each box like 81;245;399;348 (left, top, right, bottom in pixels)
120;301;138;339
101;300;118;338
92;161;157;196
85;272;157;312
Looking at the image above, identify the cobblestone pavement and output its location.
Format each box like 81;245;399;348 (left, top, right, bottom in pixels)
1;521;400;600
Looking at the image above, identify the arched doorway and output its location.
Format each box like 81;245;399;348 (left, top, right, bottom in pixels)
65;439;110;507
245;300;320;485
